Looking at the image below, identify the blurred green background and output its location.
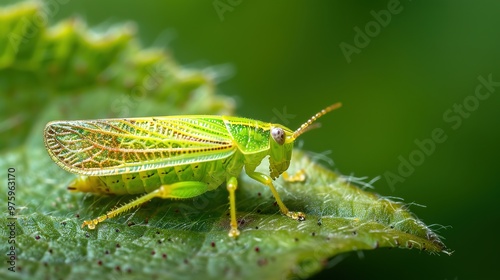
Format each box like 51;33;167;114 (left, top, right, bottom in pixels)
5;0;500;279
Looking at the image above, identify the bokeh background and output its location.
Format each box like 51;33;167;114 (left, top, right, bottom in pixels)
6;0;500;279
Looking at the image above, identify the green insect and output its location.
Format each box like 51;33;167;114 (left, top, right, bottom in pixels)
44;103;342;237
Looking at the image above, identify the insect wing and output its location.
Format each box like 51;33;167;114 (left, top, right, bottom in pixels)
44;116;236;176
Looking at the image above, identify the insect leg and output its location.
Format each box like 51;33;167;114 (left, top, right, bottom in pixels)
81;181;210;229
226;176;240;238
246;171;306;222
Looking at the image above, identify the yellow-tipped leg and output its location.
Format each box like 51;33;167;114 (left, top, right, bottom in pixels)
226;177;240;238
82;181;209;229
82;189;162;229
246;171;306;222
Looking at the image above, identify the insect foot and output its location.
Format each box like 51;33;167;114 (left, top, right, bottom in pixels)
287;211;306;222
82;219;99;230
228;228;240;238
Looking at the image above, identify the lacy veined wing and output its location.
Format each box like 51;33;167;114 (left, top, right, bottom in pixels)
44;116;237;176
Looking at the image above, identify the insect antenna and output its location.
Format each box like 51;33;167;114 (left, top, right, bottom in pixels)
292;102;342;139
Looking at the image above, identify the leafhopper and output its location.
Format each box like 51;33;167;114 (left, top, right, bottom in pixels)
44;103;342;237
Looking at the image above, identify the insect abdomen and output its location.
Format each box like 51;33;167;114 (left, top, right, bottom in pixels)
69;152;246;195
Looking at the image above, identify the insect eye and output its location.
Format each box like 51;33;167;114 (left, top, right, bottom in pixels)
271;127;285;145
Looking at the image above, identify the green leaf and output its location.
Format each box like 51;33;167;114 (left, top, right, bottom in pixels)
0;2;449;280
